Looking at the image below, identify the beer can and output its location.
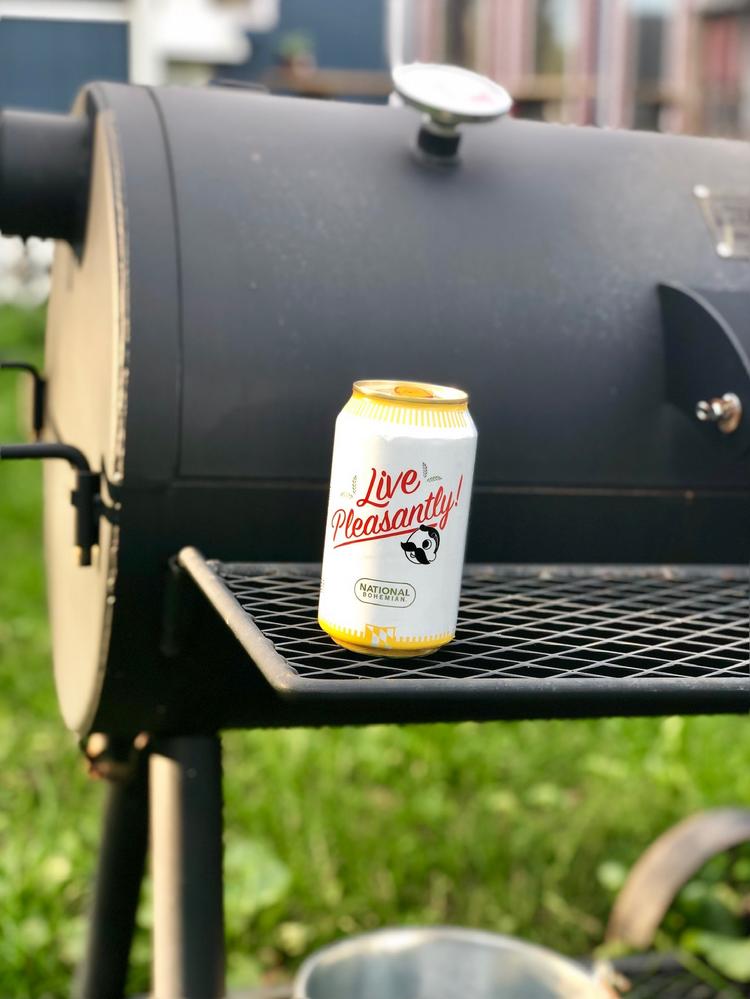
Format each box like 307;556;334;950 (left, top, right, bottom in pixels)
318;379;477;657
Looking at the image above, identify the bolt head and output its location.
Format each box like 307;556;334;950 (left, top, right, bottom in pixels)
86;732;108;758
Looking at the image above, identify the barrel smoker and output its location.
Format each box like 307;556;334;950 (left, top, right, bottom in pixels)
1;62;749;997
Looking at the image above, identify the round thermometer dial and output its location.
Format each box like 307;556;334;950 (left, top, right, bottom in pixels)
392;63;513;125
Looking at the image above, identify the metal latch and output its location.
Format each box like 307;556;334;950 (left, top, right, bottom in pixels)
695;393;742;434
0;361;118;565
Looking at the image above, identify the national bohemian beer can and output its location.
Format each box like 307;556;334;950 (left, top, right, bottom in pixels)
318;379;477;657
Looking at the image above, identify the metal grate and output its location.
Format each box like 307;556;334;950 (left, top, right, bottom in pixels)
611;954;750;998
216;564;748;683
178;551;750;722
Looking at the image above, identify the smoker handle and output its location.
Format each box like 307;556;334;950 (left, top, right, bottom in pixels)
0;442;100;566
0;362;45;439
0;108;92;245
0;441;90;471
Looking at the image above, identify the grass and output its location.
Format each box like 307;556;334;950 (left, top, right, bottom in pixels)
2;304;750;996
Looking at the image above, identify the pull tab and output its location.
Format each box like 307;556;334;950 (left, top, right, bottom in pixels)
391;63;512;160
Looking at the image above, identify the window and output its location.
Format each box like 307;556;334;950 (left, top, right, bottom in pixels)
444;0;479;67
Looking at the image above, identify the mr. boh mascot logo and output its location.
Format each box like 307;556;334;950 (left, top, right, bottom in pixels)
401;525;441;565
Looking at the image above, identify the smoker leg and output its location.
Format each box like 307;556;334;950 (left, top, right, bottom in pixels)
75;750;150;999
150;735;225;999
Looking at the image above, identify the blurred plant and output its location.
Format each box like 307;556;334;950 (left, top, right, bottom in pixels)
670;850;750;983
597;842;750;987
277;31;316;71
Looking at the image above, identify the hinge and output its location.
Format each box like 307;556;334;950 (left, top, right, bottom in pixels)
661;282;750;455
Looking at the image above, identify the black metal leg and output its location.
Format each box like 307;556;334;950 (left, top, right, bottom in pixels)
150;735;225;999
75;750;150;999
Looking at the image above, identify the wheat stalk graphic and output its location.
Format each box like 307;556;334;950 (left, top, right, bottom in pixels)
340;474;358;499
422;463;442;483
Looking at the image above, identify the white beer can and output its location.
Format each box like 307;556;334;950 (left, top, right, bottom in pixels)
318;379;477;657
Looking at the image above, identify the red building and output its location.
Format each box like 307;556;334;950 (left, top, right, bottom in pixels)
688;0;750;136
393;0;750;138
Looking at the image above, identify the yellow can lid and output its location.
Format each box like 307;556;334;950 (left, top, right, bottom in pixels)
352;379;468;407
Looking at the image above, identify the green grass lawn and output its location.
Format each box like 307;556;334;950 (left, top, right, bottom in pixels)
2;305;750;997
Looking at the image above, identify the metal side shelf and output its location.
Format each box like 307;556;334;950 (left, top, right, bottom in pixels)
177;548;750;726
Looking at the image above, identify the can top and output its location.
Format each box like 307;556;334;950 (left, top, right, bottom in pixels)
353;379;468;407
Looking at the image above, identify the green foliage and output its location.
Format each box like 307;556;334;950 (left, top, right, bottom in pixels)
3;305;750;995
682;931;750;983
277;30;315;63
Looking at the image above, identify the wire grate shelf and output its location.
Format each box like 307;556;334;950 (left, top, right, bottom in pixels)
218;565;748;683
178;550;750;722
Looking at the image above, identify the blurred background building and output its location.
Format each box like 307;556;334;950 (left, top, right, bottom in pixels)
1;0;749;305
389;0;750;137
2;0;750;136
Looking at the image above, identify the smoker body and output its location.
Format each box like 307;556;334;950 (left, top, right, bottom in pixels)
2;82;749;736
